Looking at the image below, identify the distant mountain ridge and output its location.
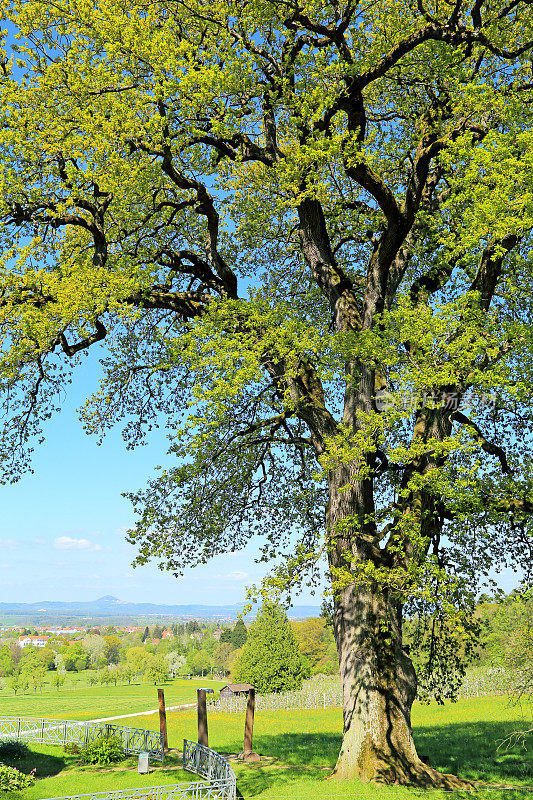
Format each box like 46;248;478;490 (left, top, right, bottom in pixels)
0;595;321;622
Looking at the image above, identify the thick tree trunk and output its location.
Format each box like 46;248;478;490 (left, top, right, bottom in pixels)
331;584;469;786
332;582;415;783
326;468;470;788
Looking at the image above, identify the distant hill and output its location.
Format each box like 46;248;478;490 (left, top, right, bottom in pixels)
0;595;321;624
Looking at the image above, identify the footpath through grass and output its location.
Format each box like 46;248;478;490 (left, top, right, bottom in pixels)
0;677;225;721
1;695;531;799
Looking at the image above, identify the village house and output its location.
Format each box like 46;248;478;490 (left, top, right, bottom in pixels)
18;634;49;649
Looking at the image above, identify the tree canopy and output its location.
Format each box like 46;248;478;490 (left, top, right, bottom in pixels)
231;619;248;649
1;0;533;785
234;603;304;692
292;616;336;673
219;628;233;645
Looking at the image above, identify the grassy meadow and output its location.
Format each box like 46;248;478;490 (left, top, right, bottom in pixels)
0;694;530;799
1;744;193;799
0;677;225;721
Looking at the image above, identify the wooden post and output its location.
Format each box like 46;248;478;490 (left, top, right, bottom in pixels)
158;688;168;752
241;687;260;762
197;688;208;747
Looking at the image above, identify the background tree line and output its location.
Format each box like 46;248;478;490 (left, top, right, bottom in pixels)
0;592;529;697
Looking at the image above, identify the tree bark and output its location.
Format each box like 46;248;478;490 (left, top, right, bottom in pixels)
326;467;470;788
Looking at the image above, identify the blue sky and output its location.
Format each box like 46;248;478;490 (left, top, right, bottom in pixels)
0;349;523;605
0;353;293;605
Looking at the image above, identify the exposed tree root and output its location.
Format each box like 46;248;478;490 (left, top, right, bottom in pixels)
330;755;475;788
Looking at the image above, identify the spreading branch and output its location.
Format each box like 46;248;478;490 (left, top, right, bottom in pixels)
452;411;511;473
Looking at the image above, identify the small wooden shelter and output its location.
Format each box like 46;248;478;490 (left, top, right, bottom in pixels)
219;683;254;698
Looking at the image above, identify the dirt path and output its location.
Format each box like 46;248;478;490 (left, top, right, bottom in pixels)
88;702;195;723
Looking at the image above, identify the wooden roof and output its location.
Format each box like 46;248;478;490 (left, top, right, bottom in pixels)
220;683;254;692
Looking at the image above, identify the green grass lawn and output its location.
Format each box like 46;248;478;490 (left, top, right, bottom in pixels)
128;697;532;798
0;678;225;721
0;695;531;799
1;745;194;799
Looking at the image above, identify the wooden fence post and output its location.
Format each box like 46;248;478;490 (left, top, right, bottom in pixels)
197;689;208;748
240;688;260;762
158;688;168;752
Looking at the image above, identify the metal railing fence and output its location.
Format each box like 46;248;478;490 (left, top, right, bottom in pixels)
183;739;236;800
42;782;225;800
43;782;229;800
0;717;236;800
0;716;164;761
4;732;236;800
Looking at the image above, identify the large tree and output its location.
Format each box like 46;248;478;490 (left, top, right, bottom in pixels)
234;602;304;691
0;0;533;786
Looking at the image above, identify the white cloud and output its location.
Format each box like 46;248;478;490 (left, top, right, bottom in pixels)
214;570;249;581
0;538;18;550
228;571;249;580
54;536;102;552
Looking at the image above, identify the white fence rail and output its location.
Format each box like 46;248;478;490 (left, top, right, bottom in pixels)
0;716;164;761
42;784;218;800
183;739;236;800
39;740;236;800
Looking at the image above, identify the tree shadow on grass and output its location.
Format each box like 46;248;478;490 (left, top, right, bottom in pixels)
235;760;329;798
1;750;65;779
253;732;342;766
414;720;532;784
227;721;531;797
223;733;340;799
445;793;533;800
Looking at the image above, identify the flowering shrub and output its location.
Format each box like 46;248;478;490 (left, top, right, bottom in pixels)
80;734;124;765
0;764;35;791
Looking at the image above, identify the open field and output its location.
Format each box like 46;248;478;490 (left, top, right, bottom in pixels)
0;678;225;721
126;697;533;786
0;665;520;720
1;696;530;799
